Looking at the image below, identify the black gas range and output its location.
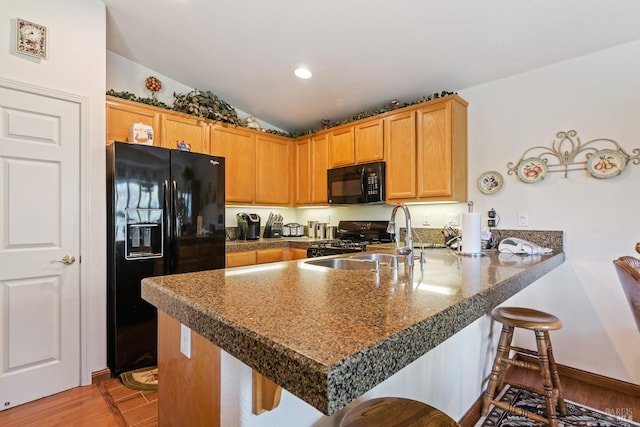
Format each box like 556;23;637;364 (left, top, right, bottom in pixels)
306;220;391;258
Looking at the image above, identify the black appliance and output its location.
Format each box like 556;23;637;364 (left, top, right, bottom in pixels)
106;142;225;376
306;220;391;257
236;213;260;240
327;161;386;204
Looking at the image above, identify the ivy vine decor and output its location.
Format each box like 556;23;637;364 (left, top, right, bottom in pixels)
106;87;456;138
172;89;242;126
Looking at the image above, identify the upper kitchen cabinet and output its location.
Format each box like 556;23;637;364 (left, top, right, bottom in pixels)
385;95;468;203
295;138;311;204
310;133;329;204
385;110;417;200
210;126;255;204
354;118;384;163
255;133;291;205
416;96;467;201
106;96;161;145
329;118;384;168
329;127;354;167
161;113;209;154
295;133;329;205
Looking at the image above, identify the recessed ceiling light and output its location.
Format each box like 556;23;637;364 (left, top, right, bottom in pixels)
294;67;312;79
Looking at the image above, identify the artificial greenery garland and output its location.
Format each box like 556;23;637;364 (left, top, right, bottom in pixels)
106;88;456;138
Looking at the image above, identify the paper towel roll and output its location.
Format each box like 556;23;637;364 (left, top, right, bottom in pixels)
461;212;482;254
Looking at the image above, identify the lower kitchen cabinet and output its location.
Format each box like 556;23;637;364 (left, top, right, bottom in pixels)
256;248;286;264
226;247;307;267
226;251;257;267
284;248;308;260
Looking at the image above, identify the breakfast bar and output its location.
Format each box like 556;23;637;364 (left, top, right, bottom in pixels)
141;246;564;420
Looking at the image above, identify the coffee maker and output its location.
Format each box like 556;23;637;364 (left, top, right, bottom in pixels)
236;213;261;240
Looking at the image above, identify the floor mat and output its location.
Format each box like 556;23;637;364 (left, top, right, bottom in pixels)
119;366;158;391
475;385;638;427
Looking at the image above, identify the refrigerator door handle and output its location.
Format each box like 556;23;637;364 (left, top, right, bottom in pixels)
172;178;179;272
164;179;171;274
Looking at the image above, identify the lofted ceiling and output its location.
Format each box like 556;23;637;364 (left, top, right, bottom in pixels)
104;0;640;133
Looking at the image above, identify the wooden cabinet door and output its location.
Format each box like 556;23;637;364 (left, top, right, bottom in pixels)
416;102;452;198
256;248;284;264
161;114;210;154
255;134;291;205
226;251;257;267
385;110;417;201
355;119;384;163
283;248;308;260
310;133;329;204
329;127;355;167
211;126;255;204
416;98;467;201
106;98;161;145
295;138;311;205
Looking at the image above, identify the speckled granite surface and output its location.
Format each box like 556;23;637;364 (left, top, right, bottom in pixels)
142;246;564;415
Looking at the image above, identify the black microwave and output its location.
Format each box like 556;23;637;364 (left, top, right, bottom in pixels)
327;161;386;204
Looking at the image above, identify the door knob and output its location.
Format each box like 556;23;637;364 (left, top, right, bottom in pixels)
50;255;76;265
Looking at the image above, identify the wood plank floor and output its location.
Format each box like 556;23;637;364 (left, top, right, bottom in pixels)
0;368;636;426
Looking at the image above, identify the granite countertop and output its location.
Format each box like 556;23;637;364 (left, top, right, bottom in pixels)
225;236;319;252
141;248;565;415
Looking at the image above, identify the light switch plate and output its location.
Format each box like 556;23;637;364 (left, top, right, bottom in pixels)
180;323;191;358
518;212;529;227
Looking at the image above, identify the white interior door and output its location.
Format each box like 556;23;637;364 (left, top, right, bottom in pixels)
0;84;81;410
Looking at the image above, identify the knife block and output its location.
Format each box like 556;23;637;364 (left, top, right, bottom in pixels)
263;224;282;238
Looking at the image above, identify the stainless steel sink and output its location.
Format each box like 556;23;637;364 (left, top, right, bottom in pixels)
350;253;402;265
304;258;376;270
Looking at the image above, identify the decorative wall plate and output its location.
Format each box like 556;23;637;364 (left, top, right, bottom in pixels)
587;149;627;179
16;18;47;59
477;171;504;194
516;158;547;183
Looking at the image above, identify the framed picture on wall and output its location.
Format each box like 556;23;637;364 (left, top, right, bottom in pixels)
16;18;47;59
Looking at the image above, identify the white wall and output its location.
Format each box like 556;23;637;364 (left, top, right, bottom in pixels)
108;40;640;387
459;40;640;383
0;0;106;382
107;51;285;132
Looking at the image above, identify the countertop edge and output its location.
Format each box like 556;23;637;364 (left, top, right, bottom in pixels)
142;251;565;415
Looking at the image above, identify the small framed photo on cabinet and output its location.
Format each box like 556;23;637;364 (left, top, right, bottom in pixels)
16;18;47;59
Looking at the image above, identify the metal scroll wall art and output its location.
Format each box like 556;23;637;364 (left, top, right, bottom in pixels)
507;130;640;183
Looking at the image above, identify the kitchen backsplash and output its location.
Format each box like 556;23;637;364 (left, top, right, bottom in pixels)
225;225;564;253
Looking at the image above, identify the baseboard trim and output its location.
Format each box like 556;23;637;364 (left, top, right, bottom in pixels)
518;354;640;398
457;356;640;426
91;368;112;384
458;395;483;427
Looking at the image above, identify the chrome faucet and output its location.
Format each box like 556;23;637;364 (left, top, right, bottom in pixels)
387;203;414;266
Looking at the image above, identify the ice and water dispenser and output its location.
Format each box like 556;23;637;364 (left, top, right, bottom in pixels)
125;208;163;260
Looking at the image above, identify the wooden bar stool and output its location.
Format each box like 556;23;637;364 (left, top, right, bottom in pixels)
482;307;567;427
340;397;459;427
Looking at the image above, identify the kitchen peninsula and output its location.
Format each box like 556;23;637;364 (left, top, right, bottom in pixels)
142;249;564;422
142;245;564;423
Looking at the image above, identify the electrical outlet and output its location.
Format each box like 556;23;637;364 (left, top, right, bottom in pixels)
518;212;529;227
180;323;191;358
422;214;430;226
447;213;459;226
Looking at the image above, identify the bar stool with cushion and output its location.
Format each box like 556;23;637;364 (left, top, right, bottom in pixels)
482;307;567;427
340;397;459;427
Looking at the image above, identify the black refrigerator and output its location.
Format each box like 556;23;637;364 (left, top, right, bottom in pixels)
106;142;225;376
